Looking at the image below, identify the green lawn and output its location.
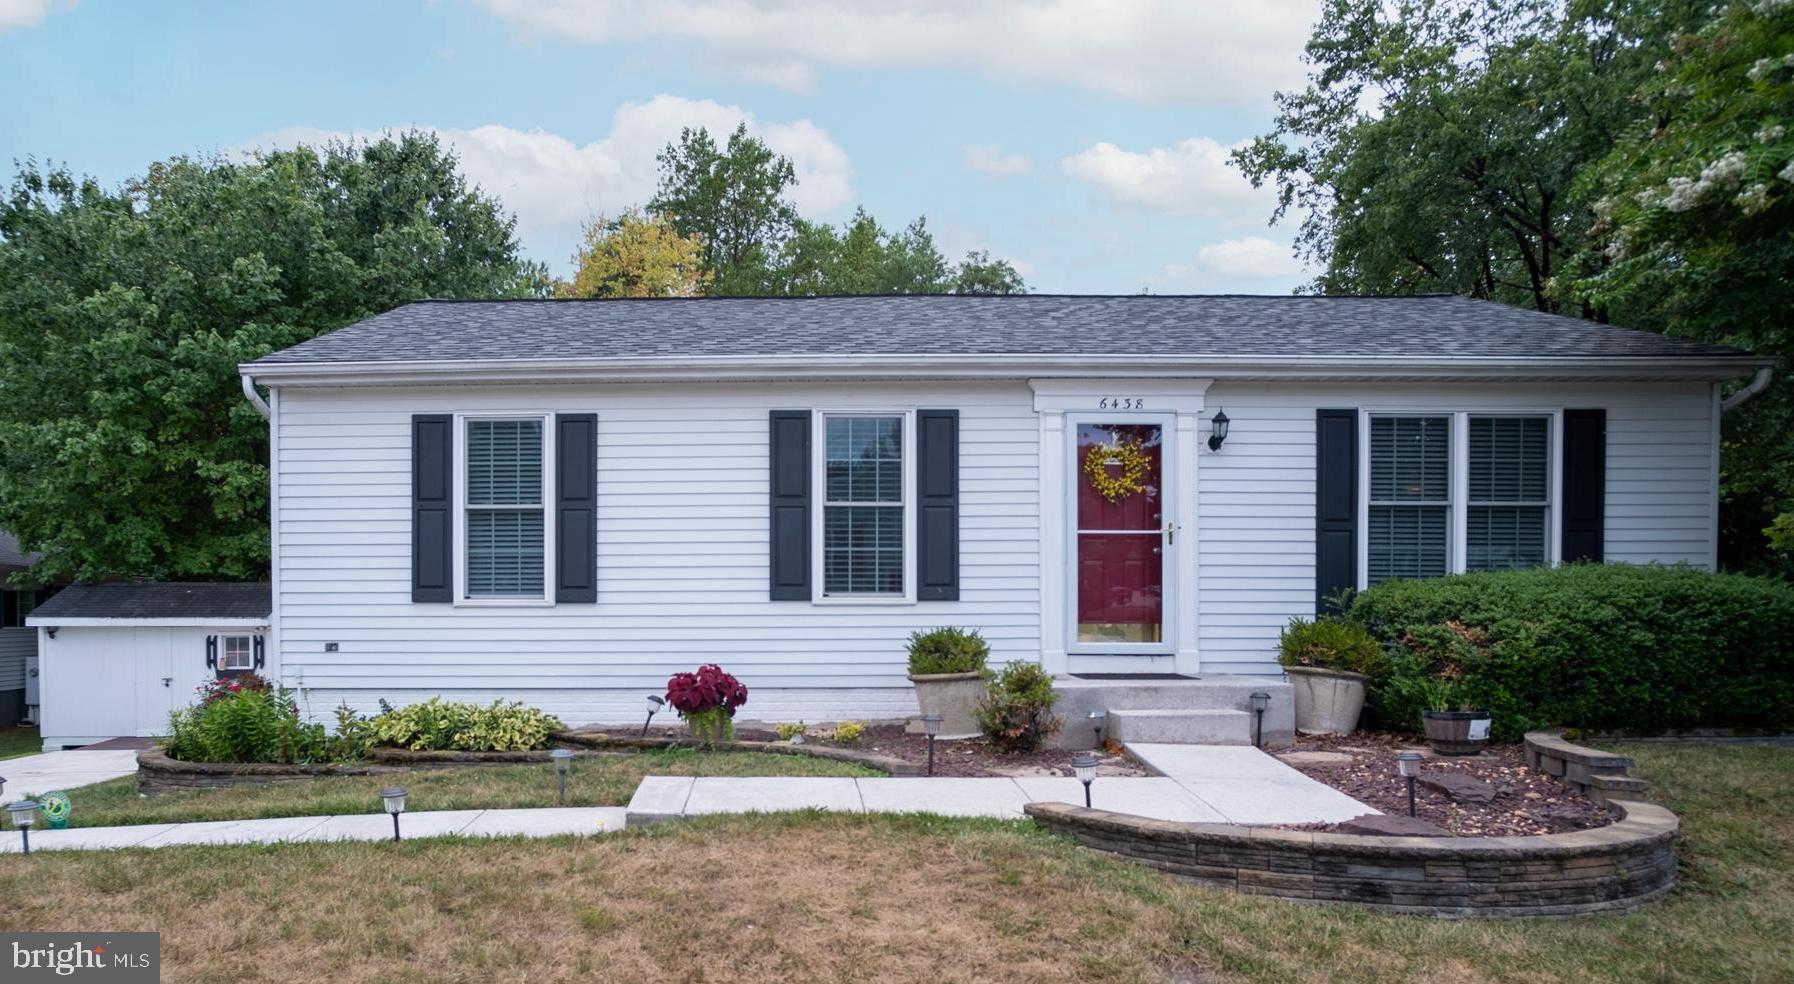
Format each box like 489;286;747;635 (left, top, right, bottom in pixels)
0;743;1787;982
57;748;879;828
0;725;40;760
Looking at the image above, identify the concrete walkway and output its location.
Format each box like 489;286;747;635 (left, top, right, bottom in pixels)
0;807;627;854
627;744;1373;826
0;748;141;796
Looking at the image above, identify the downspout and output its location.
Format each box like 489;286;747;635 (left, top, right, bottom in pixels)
240;373;271;419
1721;366;1773;414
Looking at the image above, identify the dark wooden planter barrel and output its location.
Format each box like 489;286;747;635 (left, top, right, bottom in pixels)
1422;709;1493;756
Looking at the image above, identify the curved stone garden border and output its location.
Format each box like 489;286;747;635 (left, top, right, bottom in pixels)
1022;798;1678;918
1524;731;1651;807
553;729;920;775
137;748;402;795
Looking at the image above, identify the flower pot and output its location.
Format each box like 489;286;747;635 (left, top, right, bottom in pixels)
1283;666;1368;735
907;671;986;739
1422;709;1493;756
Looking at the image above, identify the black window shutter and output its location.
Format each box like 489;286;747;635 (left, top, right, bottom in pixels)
556;413;599;603
1316;409;1359;614
769;410;811;600
412;414;454;602
917;409;960;601
205;635;218;670
253;635;266;670
1;591;14;629
1562;409;1606;563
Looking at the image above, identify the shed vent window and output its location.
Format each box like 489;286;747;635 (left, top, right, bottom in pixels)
1367;416;1451;584
221;635;254;672
822;414;906;595
1467;415;1550;571
465;417;546;598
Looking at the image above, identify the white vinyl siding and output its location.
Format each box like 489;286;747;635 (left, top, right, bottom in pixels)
272;381;1039;719
1196;381;1719;676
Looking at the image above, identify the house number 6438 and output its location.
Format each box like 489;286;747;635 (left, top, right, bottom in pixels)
1098;397;1144;410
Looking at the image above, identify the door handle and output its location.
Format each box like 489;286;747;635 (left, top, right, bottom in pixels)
1163;522;1177;545
162;677;172;688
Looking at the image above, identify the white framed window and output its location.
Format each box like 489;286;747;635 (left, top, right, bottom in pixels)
813;411;916;602
221;635;254;672
1362;411;1559;587
456;413;555;604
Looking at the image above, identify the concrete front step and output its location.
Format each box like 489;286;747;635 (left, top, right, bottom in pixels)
1048;673;1294;750
1107;708;1253;745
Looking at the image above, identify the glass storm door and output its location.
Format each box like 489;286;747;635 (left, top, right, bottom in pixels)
1071;417;1174;651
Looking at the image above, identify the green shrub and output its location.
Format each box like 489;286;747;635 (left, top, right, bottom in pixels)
371;698;563;752
832;721;865;744
976;661;1061;752
906;627;990;676
163;686;333;764
774;721;807;742
1276;616;1387;677
1349;563;1794;740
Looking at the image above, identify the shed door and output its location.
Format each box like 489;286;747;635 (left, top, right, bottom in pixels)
131;629;179;736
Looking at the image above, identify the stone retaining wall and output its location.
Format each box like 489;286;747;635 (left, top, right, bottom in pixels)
554;729;917;775
1023;799;1678;918
1524;731;1650;807
136;748;400;795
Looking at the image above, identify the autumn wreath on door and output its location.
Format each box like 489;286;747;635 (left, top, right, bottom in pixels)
1083;437;1153;502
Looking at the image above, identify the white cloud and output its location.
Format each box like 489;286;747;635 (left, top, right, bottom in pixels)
1062;137;1271;220
0;0;74;33
470;0;1315;105
963;144;1031;176
1192;236;1303;280
237;95;853;272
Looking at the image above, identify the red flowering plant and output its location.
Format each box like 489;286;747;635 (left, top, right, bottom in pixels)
664;664;748;747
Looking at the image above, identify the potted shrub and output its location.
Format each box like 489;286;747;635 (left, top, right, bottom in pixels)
1415;678;1493;756
906;627;990;739
665;664;749;747
1277;616;1387;734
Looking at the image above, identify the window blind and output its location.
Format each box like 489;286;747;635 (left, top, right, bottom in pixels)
823;415;904;595
1467;415;1549;570
1367;416;1450;584
466;418;546;597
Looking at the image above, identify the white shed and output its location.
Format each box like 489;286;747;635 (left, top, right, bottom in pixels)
27;583;271;751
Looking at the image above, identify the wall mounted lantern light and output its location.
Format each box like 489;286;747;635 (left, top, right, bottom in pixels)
1207;409;1230;451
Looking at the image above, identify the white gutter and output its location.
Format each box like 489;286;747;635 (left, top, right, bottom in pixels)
239;352;1772;388
240;373;271;418
1721;366;1773;414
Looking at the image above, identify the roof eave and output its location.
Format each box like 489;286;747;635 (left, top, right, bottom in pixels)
240;352;1770;386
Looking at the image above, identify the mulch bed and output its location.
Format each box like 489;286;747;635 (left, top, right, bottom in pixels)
638;722;1138;778
1278;732;1613;837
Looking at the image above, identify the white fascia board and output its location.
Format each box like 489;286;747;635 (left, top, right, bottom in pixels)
241;352;1771;387
26;617;270;628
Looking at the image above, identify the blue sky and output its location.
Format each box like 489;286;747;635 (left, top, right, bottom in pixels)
0;0;1322;293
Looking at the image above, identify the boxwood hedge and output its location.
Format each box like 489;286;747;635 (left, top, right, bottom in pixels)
1348;564;1794;740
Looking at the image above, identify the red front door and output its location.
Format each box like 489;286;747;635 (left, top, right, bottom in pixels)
1074;421;1168;646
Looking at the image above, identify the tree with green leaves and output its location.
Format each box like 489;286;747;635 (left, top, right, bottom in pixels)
950;250;1027;295
0;133;547;582
1233;0;1704;311
1575;0;1794;564
775;209;948;295
649;123;797;295
557;208;710;298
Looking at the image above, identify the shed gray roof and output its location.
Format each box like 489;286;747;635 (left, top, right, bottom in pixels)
249;294;1751;366
30;582;271;622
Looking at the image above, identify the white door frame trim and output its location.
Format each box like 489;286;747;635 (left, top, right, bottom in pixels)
1031;379;1212;676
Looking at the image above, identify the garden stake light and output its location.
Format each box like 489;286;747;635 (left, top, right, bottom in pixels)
381;787;407;842
8;799;37;855
1072;754;1098;808
1396;752;1422;817
1088;709;1106;748
922;714;942;776
642;694;665;737
1249;691;1270;748
551;748;573;804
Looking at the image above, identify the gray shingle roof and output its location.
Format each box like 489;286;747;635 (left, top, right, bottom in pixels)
31;582;270;622
250;294;1751;366
0;530;38;572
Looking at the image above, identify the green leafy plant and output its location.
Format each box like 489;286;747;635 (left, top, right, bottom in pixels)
1352;564;1794;739
976;661;1062;753
832;722;865;744
370;698;563;752
774;721;807;742
1276;617;1388;677
162;684;333;764
906;627;991;676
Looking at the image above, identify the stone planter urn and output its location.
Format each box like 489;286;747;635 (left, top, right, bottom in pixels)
1284;666;1368;735
1422;709;1493;756
907;671;986;739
